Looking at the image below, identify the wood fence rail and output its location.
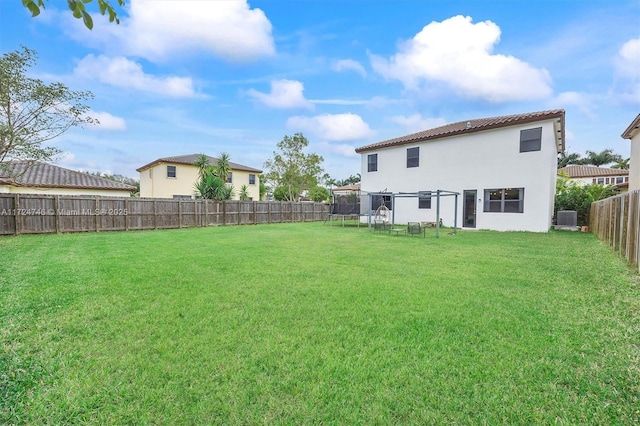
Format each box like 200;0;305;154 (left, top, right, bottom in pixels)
0;194;330;235
590;189;640;272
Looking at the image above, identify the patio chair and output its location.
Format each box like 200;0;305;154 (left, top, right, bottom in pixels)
374;219;389;232
407;222;425;237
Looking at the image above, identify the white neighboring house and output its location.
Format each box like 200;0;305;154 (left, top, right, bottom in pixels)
558;165;629;187
622;113;640;192
355;110;565;232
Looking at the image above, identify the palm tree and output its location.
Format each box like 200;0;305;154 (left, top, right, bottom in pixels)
582;149;623;167
239;184;249;200
557;152;584;168
215;152;232;183
611;157;630;170
193;154;210;178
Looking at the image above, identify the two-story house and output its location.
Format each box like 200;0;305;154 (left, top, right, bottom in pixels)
137;154;262;200
355;110;565;232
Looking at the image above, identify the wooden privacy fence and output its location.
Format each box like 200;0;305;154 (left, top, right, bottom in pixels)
0;194;330;235
590;189;640;272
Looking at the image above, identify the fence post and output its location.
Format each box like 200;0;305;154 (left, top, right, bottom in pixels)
95;197;100;232
178;200;183;228
54;194;60;234
125;198;130;231
14;194;20;235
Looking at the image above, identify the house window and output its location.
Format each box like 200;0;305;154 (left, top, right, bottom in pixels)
625;177;629;182
226;172;232;183
368;154;378;172
597;178;604;184
371;194;392;211
167;165;176;178
616;177;624;184
520;127;542;153
605;178;610;184
592;178;597;184
249;174;256;185
407;147;419;168
418;191;431;209
483;188;524;213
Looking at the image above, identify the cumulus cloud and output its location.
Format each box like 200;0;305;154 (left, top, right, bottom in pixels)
333;59;367;77
552;92;596;119
246;80;314;109
369;15;553;102
87;111;127;131
287;113;374;141
614;38;640;104
126;1;274;62
389;114;447;133
316;141;359;157
74;55;200;98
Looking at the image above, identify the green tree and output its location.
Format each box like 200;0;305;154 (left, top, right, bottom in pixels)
582;149;623;167
193;153;235;200
555;173;616;226
263;133;324;201
215;152;232;184
258;173;269;200
0;47;95;169
557;152;584;168
611;157;630;170
239;184;250;201
23;0;124;30
90;171;139;194
193;154;210;178
308;185;330;202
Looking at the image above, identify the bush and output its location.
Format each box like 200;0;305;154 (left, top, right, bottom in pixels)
555;174;616;225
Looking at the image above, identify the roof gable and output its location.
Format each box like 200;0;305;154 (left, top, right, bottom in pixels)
621;113;640;139
355;109;565;154
0;161;137;191
136;154;263;173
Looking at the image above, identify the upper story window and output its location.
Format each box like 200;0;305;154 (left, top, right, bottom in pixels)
407;147;419;168
418;191;431;209
167;165;176;178
483;188;524;213
368;154;378;172
249;174;256;185
226;172;233;183
520;127;542;153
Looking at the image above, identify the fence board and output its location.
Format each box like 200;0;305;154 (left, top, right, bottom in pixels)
591;190;640;272
0;194;329;235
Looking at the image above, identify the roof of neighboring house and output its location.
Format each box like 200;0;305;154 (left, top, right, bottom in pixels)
136;154;263;173
0;161;137;191
558;165;629;178
355;109;565;154
621;113;640;139
332;183;360;192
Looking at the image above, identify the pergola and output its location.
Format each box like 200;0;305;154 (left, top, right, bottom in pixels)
366;189;460;238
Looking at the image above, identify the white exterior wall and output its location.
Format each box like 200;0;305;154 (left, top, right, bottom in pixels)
360;121;559;232
0;185;132;197
629;132;640;191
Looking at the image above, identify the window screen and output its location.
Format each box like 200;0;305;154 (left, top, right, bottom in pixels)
520;127;542;152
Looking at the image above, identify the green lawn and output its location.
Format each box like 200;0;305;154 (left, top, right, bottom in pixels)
1;223;638;424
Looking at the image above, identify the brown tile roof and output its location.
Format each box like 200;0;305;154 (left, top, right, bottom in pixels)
355;109;565;153
332;183;360;192
0;161;137;191
136;154;263;173
558;165;629;178
621;113;640;139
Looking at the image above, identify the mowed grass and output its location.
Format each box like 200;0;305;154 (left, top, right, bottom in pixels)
1;223;639;424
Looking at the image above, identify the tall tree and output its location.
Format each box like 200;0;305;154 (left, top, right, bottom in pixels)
557;152;584;168
0;47;95;169
582;149;623;167
23;0;124;30
215;152;232;184
611;157;630;170
264;133;324;201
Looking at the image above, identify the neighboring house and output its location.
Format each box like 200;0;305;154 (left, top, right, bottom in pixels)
622;113;640;192
331;183;360;198
355;110;565;232
137;154;262;200
0;161;136;196
558;165;629;186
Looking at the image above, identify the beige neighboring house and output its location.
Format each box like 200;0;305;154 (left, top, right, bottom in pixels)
622;113;640;192
0;161;136;196
137;154;262;200
558;165;630;188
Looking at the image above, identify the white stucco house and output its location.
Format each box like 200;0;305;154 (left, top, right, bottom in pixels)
622;113;640;192
355;110;565;232
557;165;629;187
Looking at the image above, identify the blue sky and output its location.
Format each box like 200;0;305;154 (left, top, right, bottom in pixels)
1;0;638;180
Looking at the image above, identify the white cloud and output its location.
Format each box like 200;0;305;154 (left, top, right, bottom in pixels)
369;15;553;102
74;55;200;98
316;141;359;158
333;59;367;77
552;91;596;119
389;114;447;133
88;111;127;131
287;113;374;141
614;38;640;105
246;80;314;109
124;0;274;62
